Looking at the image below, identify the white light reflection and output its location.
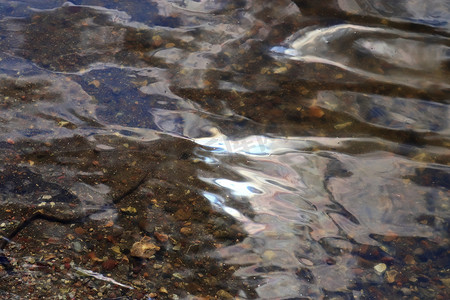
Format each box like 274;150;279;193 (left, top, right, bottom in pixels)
194;128;272;155
214;179;263;197
194;128;404;156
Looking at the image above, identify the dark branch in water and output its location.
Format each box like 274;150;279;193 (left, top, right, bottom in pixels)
0;172;149;272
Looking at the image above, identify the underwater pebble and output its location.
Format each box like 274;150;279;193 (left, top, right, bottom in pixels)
374;263;387;274
404;254;416;265
300;258;314;266
216;289;233;299
180;227;192;235
102;259;117;271
154;232;169;242
401;287;412;295
130;237;160;259
440;278;450;288
385;270;398;283
72;241;82;252
25;257;36;264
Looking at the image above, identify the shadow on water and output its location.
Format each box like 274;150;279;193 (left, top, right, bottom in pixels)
0;0;449;299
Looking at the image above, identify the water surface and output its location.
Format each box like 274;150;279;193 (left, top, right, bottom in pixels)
0;0;449;299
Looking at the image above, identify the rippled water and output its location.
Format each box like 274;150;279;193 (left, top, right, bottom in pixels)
0;0;449;299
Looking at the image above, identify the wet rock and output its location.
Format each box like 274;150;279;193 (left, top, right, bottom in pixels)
441;278;450;288
401;287;412;295
216;289;234;299
72;241;82;253
74;227;86;235
174;208;192;221
385;270;398;283
404;255;416;265
130;236;160;259
374;263;387;274
154;232;169;242
180;227;192;236
102;259;118;271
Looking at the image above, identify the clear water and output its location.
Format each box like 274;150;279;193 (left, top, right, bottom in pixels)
0;0;449;299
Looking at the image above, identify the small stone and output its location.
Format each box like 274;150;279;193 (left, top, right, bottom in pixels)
95;144;115;151
121;206;137;215
152;35;163;47
44;254;56;261
89;80;100;88
441;278;450;288
174;208;192;221
262;250;276;261
383;231;398;242
273;66;287;74
300;258;314;266
102;259;118;271
111;246;121;254
401;287;411;295
154;232;169;242
159;287;168;294
385;270;398;283
72;241;82;252
180;227;192;235
404;255;416;265
216;289;233;299
130;236;160;259
25;257;36;264
308;106;325;118
374;263;386;274
413;248;424;255
74;227;86;235
334;121;352;130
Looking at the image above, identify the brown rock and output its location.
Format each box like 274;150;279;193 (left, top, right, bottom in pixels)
385;270;398;283
174;208;192;221
130;236;160;259
404;255;416;265
180;227;192;236
102;259;118;271
308;106;325;118
216;289;233;299
154;232;169;242
74;227;86;235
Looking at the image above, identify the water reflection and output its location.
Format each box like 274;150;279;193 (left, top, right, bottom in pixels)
296;0;450;30
316;91;449;133
0;0;449;299
271;24;450;89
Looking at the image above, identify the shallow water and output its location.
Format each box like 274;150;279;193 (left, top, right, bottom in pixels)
0;0;449;299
